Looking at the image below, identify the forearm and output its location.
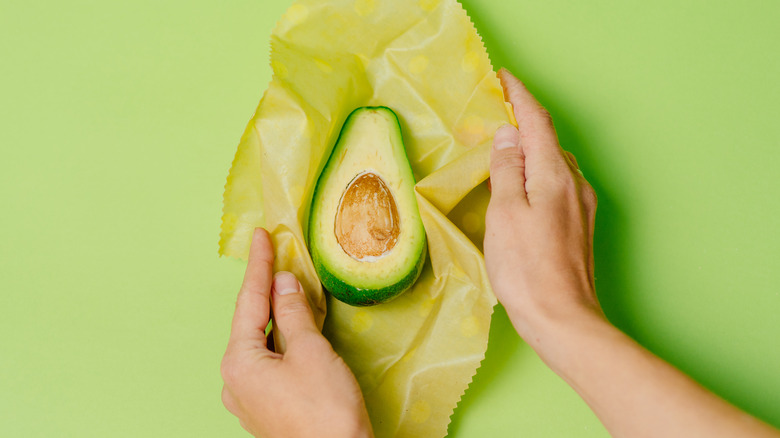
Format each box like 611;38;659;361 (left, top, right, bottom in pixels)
487;69;779;437
516;307;779;438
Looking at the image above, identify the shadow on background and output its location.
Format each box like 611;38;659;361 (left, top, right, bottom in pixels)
449;1;637;434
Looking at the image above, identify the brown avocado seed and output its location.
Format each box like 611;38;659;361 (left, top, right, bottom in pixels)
335;172;400;260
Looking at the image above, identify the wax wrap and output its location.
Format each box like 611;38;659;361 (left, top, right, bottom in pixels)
219;0;511;436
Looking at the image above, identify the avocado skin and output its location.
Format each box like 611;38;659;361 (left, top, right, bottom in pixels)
308;106;427;306
313;240;427;306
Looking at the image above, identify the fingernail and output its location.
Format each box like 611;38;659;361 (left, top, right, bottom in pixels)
273;272;300;295
494;124;519;150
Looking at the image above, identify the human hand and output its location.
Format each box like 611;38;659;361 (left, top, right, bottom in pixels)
484;68;603;356
483;70;780;438
221;228;374;438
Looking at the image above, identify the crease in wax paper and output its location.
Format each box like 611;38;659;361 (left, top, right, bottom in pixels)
219;0;512;436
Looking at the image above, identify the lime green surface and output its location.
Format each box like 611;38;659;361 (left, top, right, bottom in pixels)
1;1;778;437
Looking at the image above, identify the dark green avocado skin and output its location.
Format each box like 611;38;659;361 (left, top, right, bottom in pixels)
312;240;427;306
308;106;426;306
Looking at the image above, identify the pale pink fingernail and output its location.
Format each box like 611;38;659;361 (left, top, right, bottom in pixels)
273;272;300;295
494;124;520;150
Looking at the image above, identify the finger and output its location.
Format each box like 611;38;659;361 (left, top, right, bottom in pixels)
566;153;595;276
565;151;579;170
498;68;560;150
588;209;597;291
229;228;275;346
583;184;598;290
566;151;593;198
270;272;319;345
498;68;570;193
490;124;528;204
565;151;588;185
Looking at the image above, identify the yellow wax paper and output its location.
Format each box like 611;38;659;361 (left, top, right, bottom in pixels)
219;0;511;436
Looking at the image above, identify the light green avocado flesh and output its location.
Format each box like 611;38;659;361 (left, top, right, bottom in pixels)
308;107;427;306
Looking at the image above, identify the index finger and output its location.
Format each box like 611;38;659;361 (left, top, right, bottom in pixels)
228;228;275;346
498;69;570;192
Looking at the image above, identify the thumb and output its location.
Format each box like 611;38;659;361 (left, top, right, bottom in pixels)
490;124;528;204
271;272;319;345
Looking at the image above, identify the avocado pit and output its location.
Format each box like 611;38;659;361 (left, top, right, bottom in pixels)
335;172;400;261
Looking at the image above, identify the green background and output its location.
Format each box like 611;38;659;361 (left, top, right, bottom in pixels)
1;0;778;436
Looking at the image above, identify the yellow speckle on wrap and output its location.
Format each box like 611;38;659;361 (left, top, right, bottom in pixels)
410;400;432;423
418;297;435;317
314;58;333;74
351;310;374;333
282;4;309;25
419;0;441;12
457;114;485;144
221;212;238;234
271;60;288;79
460;315;480;338
219;0;510;437
408;55;430;75
354;0;376;16
462;50;482;73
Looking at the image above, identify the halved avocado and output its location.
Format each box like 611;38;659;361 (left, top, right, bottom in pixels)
308;107;427;306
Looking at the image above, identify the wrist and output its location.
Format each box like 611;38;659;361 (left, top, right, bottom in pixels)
504;296;612;374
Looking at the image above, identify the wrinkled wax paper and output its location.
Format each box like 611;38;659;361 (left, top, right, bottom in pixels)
219;0;511;436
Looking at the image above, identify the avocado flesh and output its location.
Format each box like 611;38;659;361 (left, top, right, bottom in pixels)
309;107;427;306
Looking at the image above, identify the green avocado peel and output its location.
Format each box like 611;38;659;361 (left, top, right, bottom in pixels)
309;107;427;306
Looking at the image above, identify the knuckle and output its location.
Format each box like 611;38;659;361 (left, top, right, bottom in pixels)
490;151;525;174
486;202;520;226
532;106;554;127
220;356;240;385
505;80;526;101
292;331;329;354
487;188;522;214
545;167;576;194
276;300;311;318
582;184;598;208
